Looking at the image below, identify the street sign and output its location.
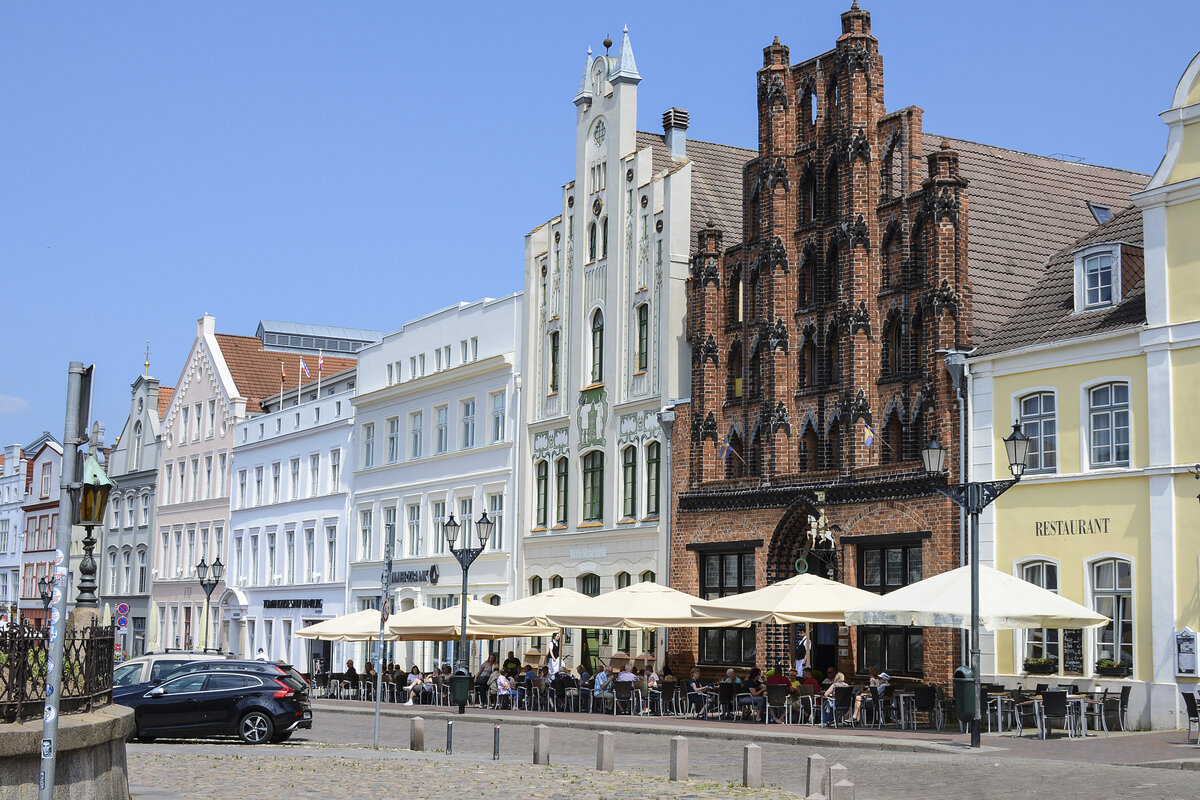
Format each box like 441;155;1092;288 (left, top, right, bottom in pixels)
116;603;129;616
116;616;129;629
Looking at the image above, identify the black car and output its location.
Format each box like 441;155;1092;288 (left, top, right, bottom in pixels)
159;659;308;687
117;669;312;744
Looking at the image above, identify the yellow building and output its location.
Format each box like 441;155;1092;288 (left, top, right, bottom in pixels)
968;51;1200;730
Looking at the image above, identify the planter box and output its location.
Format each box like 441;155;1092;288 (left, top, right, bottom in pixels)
1024;664;1058;675
1096;666;1132;678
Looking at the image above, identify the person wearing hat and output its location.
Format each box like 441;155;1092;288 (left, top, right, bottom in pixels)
851;668;889;724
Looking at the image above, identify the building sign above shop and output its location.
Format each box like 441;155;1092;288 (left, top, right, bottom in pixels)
1034;517;1111;536
390;565;440;586
263;599;324;610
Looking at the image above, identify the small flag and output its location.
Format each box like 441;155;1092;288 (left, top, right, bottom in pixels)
317;351;324;373
300;357;311;378
717;437;734;461
279;362;286;379
862;421;877;448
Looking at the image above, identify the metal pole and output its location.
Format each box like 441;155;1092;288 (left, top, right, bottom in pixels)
39;362;85;800
446;720;453;754
969;489;982;749
458;548;469;713
373;524;394;749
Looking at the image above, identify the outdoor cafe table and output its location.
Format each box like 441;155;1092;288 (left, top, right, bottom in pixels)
1026;693;1095;738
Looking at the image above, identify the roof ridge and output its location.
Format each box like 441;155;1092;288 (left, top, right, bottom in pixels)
931;134;1150;178
636;129;757;154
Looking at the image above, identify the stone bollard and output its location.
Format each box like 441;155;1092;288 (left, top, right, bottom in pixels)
828;763;848;791
533;724;551;765
410;717;425;752
742;743;762;789
831;779;855;800
596;731;614;771
805;753;827;799
669;736;688;781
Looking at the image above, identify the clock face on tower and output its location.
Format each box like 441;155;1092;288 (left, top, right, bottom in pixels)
593;119;606;146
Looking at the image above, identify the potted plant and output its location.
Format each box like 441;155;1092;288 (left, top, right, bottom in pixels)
1023;657;1058;675
1095;659;1132;678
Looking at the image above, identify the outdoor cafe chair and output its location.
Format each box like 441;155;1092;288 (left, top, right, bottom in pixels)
1036;689;1078;739
1183;691;1199;744
1009;688;1039;737
765;683;790;724
560;675;581;712
613;680;637;716
1107;685;1132;731
910;685;944;731
1079;688;1110;738
716;683;738;719
823;685;853;727
875;684;900;728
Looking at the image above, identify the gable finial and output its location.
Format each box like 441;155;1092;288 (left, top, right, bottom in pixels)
144;340;151;376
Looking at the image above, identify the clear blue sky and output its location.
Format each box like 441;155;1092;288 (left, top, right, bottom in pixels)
1;1;1194;449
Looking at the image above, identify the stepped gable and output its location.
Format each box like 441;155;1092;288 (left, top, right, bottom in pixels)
932;136;1148;338
635;131;757;251
976;205;1146;355
214;334;357;413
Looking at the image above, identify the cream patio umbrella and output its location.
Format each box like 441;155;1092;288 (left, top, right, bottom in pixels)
296;609;391;642
468;587;593;627
385;598;556;641
544;582;749;629
844;564;1109;631
691;572;881;624
146;602;159;652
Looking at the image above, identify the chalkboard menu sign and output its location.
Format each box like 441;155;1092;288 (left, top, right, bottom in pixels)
1063;629;1084;674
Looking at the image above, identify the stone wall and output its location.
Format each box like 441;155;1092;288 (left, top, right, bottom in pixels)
0;704;133;800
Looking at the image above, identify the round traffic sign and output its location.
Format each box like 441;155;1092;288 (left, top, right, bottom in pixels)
116;616;129;629
116;603;130;615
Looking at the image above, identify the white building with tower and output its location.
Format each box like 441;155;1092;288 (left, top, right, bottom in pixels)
518;28;750;672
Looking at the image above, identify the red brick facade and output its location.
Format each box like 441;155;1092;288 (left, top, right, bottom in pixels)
669;5;971;689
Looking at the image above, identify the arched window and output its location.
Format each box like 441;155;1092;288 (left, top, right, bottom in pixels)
550;574;564;589
130;421;143;471
881;415;903;465
801;425;819;471
534;460;548;527
883;319;903;377
730;267;745;323
640;570;656;583
802;337;818;388
728;345;744;400
826;162;839;219
578;573;600;597
554;457;569;525
801;167;818;222
826;242;840;302
827;420;842;470
1091;557;1133;667
645;442;660;516
590;310;604;383
616;571;632;589
601;217;609;258
122;548;133;593
107;549;118;594
548;331;560;392
826;328;841;384
1020;560;1061;665
881;229;901;289
588;222;598;261
137;548;148;593
809;88;818;127
621;446;638;519
582;450;604;522
725;431;745;480
530;575;543;596
636;303;649;371
909;221;925;284
910;313;925;373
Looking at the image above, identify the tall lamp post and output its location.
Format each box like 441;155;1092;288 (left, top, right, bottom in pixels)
921;421;1030;748
444;510;493;714
38;577;52;617
196;557;224;651
71;453;116;611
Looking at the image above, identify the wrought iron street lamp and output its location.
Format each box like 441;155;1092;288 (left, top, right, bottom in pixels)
444;510;494;713
38;576;52;616
196;556;224;651
71;453;117;609
922;421;1030;748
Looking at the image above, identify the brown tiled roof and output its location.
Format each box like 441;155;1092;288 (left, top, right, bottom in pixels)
156;386;175;418
975;206;1145;355
930;136;1149;339
213;334;357;413
636;131;756;252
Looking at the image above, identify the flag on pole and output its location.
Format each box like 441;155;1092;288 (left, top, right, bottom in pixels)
862;421;877;448
280;362;286;380
717;437;734;461
317;350;324;374
300;357;311;378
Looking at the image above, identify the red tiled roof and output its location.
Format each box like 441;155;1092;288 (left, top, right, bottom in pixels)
213;334;357;413
157;386;175;418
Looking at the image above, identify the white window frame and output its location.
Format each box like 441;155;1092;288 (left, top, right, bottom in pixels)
362;423;376;468
431;499;447;555
1084;552;1135;673
386;417;400;463
1081;377;1132;470
410;410;423;459
490;391;506;443
1011;387;1058;476
406;503;421;558
1072;243;1122;313
1013;556;1063;673
435;405;449;454
461;398;476;449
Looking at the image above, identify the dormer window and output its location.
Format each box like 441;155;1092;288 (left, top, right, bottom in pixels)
1073;244;1121;312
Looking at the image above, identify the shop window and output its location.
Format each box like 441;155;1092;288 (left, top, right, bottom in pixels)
699;551;756;666
857;541;924;676
1091;557;1133;667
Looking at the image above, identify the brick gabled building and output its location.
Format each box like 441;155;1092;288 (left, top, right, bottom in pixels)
669;4;1148;685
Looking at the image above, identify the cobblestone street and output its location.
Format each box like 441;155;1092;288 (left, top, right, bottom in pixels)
127;705;1200;800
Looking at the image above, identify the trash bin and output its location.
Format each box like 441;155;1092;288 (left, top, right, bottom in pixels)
953;665;976;721
451;668;471;708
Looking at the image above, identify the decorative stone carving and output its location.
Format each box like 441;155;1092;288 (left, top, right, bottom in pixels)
921;278;961;317
751;156;790;199
618;410;662;446
835;214;870;251
838;41;873;73
576;386;609;449
759;73;788;108
695;411;719;444
751;236;789;278
697;334;719;366
693;255;720;289
840;388;873;425
848;128;871;163
532;426;571;461
767;317;789;353
849;300;871;337
921;186;960;225
766;401;792;435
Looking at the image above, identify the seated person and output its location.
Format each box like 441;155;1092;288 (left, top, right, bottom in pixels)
820;672;850;726
687;668;711;718
616;665;638;682
502;650;521;675
592;666;615;712
851;669;889;724
722;668;741;684
737;667;767;721
495;671;519;705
